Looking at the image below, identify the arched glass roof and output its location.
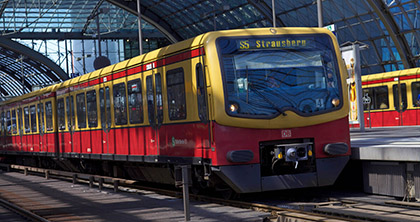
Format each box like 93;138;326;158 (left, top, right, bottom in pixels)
0;0;419;98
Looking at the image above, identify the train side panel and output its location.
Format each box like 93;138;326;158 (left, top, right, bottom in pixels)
360;68;420;127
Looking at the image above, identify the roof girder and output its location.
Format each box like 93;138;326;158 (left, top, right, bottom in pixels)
248;0;285;27
366;0;416;69
106;0;181;43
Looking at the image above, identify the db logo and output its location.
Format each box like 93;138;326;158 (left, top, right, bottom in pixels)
281;130;292;138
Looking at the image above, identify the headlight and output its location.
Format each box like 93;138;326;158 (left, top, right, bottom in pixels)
332;98;340;107
229;103;239;113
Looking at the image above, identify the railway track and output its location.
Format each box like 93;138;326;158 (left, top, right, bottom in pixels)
0;198;49;222
1;164;420;221
312;198;420;221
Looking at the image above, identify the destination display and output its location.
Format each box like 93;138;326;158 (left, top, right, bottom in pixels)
237;37;315;50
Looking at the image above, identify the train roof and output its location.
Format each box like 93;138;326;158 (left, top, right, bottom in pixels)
0;84;57;107
1;27;337;106
362;67;420;82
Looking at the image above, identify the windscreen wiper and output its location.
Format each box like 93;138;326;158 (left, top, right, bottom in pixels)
248;83;287;116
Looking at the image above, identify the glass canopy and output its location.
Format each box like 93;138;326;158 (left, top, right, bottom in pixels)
0;0;419;98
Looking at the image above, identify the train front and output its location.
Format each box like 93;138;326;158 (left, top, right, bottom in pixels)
204;28;351;193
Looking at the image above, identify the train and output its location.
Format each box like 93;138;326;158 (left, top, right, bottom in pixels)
0;28;350;195
355;68;420;127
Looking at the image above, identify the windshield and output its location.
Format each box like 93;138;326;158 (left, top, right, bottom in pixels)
217;35;342;118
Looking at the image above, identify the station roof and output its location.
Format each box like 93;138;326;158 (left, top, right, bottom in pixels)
0;0;419;98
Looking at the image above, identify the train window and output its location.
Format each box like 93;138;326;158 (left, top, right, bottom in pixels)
166;68;186;120
392;83;407;111
86;90;98;128
99;88;104;127
156;74;163;125
17;108;22;134
146;76;155;126
11;109;17;134
363;86;389;110
45;101;53;131
30;105;37;133
66;96;75;131
57;98;65;130
6;110;11;135
76;93;87;128
99;87;111;128
113;83;127;125
196;63;207;121
24;107;30;133
37;104;44;133
0;112;3;136
127;79;143;124
412;82;420;107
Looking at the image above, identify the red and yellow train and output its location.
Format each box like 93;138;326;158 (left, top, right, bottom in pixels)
0;28;350;194
357;68;420;127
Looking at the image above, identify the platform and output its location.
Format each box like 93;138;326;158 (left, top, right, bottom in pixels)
350;126;420;161
350;126;420;199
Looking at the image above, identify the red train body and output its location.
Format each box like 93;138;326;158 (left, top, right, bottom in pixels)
0;28;351;194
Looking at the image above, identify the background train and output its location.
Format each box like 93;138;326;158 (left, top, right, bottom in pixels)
0;27;351;195
357;68;420;127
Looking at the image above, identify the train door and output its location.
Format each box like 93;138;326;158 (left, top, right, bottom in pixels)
5;110;10;150
99;86;113;155
393;83;407;126
196;63;210;161
145;73;162;156
0;111;4;150
11;109;17;151
56;97;66;154
413;81;420;125
29;105;39;152
66;95;75;153
17;108;23;151
74;91;88;154
37;102;46;152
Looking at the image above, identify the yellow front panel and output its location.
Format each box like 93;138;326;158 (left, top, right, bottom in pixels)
201;28;349;129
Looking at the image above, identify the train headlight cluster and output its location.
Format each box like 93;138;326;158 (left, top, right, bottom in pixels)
273;143;313;170
273;143;313;162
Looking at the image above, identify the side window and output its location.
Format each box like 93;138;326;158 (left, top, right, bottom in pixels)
393;83;407;111
37;104;44;133
99;87;111;128
86;90;98;128
127;79;143;124
17;108;23;134
100;88;105;127
0;112;3;136
146;76;155;125
412;82;420;107
12;109;17;134
363;86;389;110
196;63;207;121
76;93;86;128
6;110;11;135
30;105;37;133
166;68;186;120
66;96;75;129
45;101;53;131
156;74;163;124
57;98;65;130
24;107;30;133
113;83;127;125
